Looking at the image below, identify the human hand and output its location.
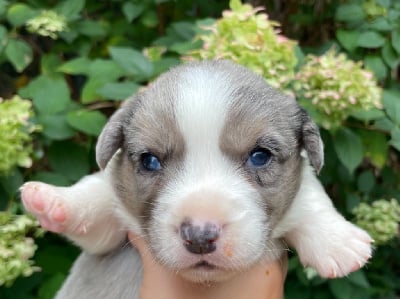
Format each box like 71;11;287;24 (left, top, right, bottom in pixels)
128;232;286;299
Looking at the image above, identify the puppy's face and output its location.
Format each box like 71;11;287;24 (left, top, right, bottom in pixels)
97;60;323;283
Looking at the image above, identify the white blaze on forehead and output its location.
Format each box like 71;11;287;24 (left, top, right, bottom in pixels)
174;66;232;174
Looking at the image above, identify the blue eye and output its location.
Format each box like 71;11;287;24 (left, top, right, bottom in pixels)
247;149;272;167
141;153;161;171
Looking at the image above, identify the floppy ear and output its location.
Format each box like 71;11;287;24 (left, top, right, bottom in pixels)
96;107;128;170
300;109;324;173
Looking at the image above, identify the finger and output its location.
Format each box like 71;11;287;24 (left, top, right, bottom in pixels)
127;231;157;267
128;231;145;250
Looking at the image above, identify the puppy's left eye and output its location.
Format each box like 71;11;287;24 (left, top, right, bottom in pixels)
247;148;272;168
141;153;162;171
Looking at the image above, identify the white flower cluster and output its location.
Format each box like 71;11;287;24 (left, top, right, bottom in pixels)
26;10;67;39
0;212;43;286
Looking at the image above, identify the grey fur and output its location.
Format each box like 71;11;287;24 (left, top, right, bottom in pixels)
57;60;324;297
56;246;142;299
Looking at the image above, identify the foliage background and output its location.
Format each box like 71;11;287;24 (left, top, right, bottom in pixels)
0;0;399;298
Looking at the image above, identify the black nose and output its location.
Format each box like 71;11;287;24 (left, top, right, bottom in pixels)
180;221;220;254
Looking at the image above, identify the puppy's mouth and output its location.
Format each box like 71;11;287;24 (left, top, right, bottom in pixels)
192;260;217;270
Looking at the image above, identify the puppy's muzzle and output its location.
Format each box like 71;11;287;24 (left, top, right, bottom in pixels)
180;219;220;254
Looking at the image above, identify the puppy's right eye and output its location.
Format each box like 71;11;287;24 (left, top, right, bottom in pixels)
140;153;161;171
247;148;272;168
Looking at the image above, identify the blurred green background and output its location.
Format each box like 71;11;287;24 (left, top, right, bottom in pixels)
0;0;399;298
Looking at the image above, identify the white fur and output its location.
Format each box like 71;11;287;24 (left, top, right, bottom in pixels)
275;161;372;277
21;171;124;255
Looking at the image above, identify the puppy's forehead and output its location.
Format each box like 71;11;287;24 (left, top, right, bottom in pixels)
173;63;237;153
128;61;300;156
172;61;299;155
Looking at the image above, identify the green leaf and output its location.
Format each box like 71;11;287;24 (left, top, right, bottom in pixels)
19;76;71;114
388;7;400;21
59;30;79;43
122;2;144;22
382;90;400;124
392;30;400;54
357;31;386;48
35;243;79;275
66;109;107;136
336;30;360;52
55;0;85;21
88;59;124;79
76;20;107;37
357;170;375;193
335;4;365;22
170;22;196;40
0;0;8;16
140;10;158;28
382;43;400;69
37;114;76;140
80;62;123;103
329;279;353;299
329;278;370;299
347;270;370;288
153;57;180;76
376;0;390;8
0;25;8;53
374;117;395;131
48;141;90;181
346;193;361;214
38;273;66;299
6;3;37;27
97;82;140;100
31;171;70;186
41;54;62;77
170;40;201;54
364;55;387;80
81;78;105;103
333;128;364;175
351;109;385;121
390;126;400;151
109;46;154;79
359;130;388;168
4;39;33;72
57;57;91;74
0;169;23;196
367;17;393;32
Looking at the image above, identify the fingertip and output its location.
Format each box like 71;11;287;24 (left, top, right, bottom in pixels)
128;231;146;251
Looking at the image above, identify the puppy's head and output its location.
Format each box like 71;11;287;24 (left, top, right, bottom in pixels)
96;60;323;283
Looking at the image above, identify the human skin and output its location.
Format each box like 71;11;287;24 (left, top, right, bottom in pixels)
128;232;286;299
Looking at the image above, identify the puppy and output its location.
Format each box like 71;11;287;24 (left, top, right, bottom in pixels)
21;60;372;298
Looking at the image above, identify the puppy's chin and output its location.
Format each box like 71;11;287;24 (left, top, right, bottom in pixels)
179;266;237;283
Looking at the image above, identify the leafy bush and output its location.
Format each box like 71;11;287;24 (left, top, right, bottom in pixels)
335;0;400;154
0;0;399;298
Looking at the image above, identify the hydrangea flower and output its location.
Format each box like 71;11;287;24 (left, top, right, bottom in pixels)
0;212;43;287
26;10;67;39
353;199;400;245
294;50;382;130
0;96;37;174
187;0;297;89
